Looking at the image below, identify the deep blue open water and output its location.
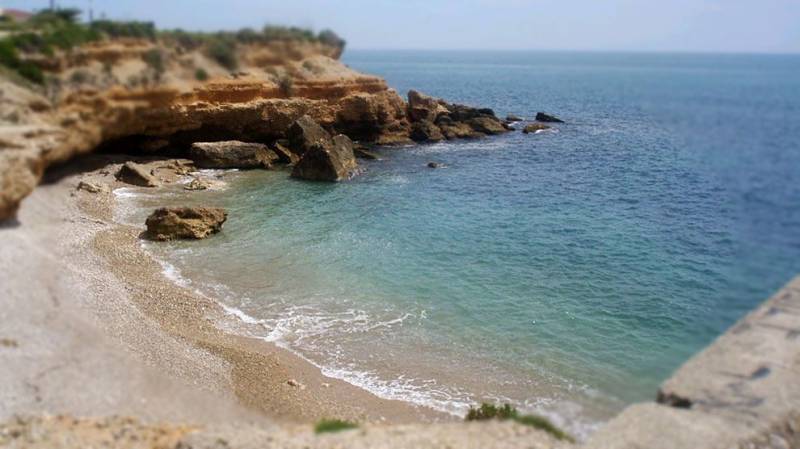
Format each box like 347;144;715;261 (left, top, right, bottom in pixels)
120;51;800;437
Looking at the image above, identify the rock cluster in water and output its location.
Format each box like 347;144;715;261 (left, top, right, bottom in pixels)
406;90;510;142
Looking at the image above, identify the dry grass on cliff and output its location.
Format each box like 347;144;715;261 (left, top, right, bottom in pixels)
0;8;346;86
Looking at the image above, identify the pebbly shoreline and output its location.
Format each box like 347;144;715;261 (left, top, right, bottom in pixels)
81;156;446;425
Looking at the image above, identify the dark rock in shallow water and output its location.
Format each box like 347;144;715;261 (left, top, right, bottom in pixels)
445;103;496;122
144;207;227;241
506;114;524;122
116;162;159;187
291;134;358;182
353;145;380;160
428;162;444;169
467;116;507;135
523;123;552;134
536;112;565;123
287;115;331;156
407;90;509;139
183;177;210;191
190;141;276;169
410;120;445;142
440;122;481;140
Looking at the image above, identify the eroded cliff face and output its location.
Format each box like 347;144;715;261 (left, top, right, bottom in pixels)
0;37;507;221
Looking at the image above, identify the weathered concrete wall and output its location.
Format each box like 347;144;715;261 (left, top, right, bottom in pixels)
586;276;800;449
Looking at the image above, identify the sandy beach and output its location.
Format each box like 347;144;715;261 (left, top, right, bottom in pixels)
0;154;445;428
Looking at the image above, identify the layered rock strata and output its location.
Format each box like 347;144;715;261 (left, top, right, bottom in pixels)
0;42;508;222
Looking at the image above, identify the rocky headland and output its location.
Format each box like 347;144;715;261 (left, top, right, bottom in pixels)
0;14;514;222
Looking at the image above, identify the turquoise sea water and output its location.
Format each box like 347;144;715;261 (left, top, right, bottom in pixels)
120;51;800;437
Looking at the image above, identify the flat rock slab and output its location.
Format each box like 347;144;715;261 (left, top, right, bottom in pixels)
190;141;276;169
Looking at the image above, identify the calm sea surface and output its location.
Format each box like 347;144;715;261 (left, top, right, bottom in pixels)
118;51;800;437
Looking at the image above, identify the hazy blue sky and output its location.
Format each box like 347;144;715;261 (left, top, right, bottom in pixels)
4;0;800;53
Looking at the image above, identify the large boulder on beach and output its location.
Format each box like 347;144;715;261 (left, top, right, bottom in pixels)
144;207;227;241
536;112;565;123
116;162;159;187
287;115;331;156
410;120;445;142
189;141;277;169
291;134;358;182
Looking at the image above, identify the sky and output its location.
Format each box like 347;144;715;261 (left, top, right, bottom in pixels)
3;0;800;53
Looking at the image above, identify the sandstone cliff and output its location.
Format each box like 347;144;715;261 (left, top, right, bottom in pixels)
0;27;509;220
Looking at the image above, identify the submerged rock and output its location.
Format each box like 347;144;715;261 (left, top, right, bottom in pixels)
189;141;276;169
506;114;524;122
116;162;159;187
523;123;552;134
427;162;444;169
291;134;358;182
144;207;227;241
535;112;564;123
287;115;331;156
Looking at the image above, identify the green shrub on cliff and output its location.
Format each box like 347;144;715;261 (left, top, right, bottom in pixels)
314;419;358;434
194;68;209;82
91;20;156;40
0;40;43;84
318;29;346;50
465;403;573;442
143;49;165;75
206;37;238;70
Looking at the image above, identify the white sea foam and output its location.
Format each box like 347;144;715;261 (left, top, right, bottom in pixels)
119;165;602;441
207;299;473;416
144;249;601;437
154;257;192;288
